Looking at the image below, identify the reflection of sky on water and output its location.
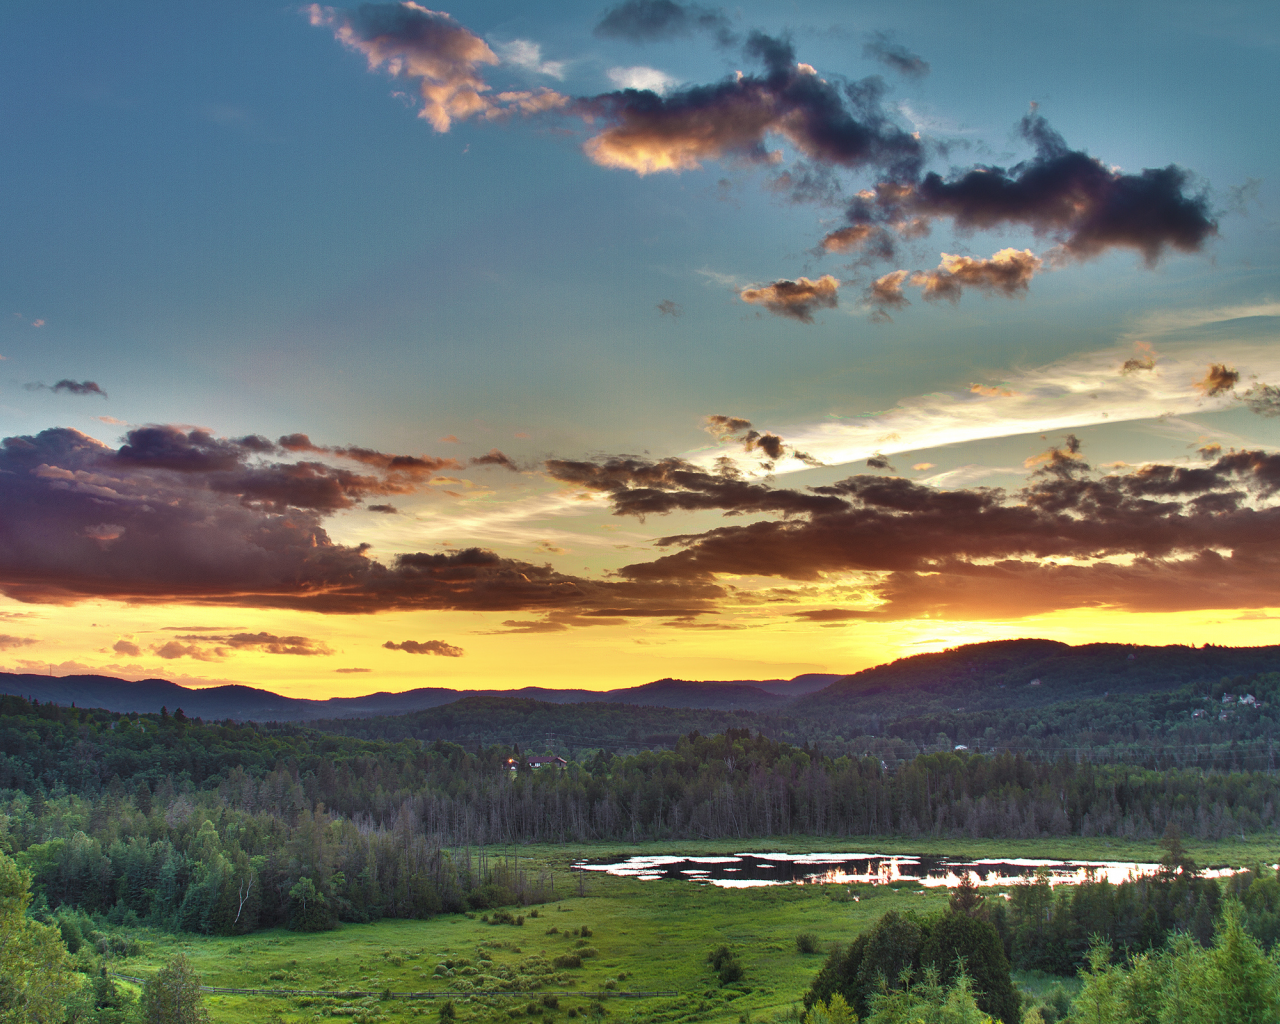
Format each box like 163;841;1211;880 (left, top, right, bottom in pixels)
574;853;1258;888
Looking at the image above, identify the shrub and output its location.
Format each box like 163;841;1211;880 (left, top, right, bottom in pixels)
529;909;539;918
439;1000;456;1021
541;995;559;1010
517;916;525;926
579;926;592;937
795;933;820;955
553;954;582;969
545;927;560;935
708;946;743;987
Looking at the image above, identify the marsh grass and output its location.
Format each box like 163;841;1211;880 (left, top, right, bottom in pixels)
114;834;1264;1024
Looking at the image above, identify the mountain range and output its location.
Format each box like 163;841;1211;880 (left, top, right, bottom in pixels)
0;671;838;720
5;639;1280;726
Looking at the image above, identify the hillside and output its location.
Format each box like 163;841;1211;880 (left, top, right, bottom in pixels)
794;640;1280;721
0;671;830;720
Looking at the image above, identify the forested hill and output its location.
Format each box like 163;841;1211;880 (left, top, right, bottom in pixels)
0;672;836;720
796;639;1280;719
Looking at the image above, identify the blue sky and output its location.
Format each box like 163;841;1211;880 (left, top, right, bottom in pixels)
0;1;1277;693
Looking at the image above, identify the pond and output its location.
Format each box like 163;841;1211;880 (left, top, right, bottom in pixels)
573;852;1246;888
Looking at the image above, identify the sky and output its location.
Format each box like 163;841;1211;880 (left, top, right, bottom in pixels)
0;0;1277;696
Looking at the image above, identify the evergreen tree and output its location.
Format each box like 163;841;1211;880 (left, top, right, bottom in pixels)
140;956;208;1024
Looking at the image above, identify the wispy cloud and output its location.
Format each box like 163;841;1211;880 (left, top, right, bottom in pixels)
692;330;1280;474
493;39;566;79
606;65;679;93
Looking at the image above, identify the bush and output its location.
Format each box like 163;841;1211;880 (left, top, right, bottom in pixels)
439;1000;456;1021
468;883;517;910
708;946;744;986
796;933;820;955
541;995;559;1009
553;954;582;969
579;926;592;937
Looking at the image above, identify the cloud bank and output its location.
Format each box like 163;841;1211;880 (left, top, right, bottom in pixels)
0;425;720;617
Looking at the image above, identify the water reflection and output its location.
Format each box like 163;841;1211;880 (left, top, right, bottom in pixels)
574;852;1250;888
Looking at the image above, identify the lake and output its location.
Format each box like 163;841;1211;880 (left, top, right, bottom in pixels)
574;852;1246;888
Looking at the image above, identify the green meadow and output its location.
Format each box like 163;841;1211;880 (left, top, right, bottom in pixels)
112;834;1275;1024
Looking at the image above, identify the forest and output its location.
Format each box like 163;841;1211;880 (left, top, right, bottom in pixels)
3;689;1280;945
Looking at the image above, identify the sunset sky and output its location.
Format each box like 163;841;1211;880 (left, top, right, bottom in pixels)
1;0;1277;696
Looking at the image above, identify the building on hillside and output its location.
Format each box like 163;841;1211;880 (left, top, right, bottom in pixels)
506;754;569;771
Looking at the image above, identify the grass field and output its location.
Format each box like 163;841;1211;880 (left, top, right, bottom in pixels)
113;834;1278;1024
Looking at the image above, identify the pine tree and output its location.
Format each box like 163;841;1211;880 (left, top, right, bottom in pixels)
141;955;208;1024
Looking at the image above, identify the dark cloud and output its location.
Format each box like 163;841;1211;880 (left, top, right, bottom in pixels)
698;417;822;470
0;426;722;617
1242;383;1280;417
656;299;683;317
152;639;226;662
703;414;752;439
470;448;520;471
593;0;734;44
112;639;141;657
1025;433;1088;480
1121;348;1156;373
866;453;895;471
577;32;924;178
933;111;1208;262
862;32;929;79
24;380;109;399
116;426;249;473
367;504;399;514
481;619;571;634
277;432;460;479
740;275;839;322
545;441;1280;620
546;456;843;517
336;667;370;673
835;110;1215;267
110;426;459;513
1196;363;1239;397
383;639;465;656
